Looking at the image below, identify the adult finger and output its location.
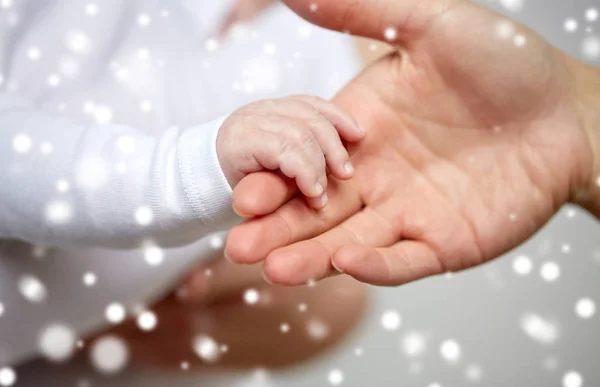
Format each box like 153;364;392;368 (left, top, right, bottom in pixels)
262;207;397;285
225;179;362;265
331;241;445;286
280;0;456;47
232;171;297;218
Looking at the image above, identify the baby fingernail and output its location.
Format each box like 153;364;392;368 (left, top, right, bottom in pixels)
320;193;328;207
314;183;324;196
344;161;354;175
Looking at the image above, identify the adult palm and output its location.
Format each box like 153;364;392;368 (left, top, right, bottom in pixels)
225;0;594;285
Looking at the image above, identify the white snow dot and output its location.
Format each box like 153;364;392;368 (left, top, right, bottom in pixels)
38;323;76;362
495;20;515;39
0;367;16;386
0;302;4;318
192;335;221;363
94;105;113;123
139;100;152;113
429;384;442;387
137;48;151;60
500;0;524;12
65;30;92;54
402;332;427;357
575;298;596;319
32;246;47;259
243;288;260;305
180;361;189;370
136;311;157;331
45;200;73;224
586;8;599;22
381;310;402;331
0;0;13;9
47;74;61;87
514;34;527;47
298;303;307;312
204;38;218;52
105;303;126;324
56;179;70;193
563;371;583;387
114;67;129;80
512;255;533;276
209;235;224;249
204;268;213;277
307;318;329;340
565;18;579;33
12;133;32;153
540;261;561;282
134;206;154;226
90;335;129;374
280;322;290;333
263;43;276;55
298;25;312;38
40;142;54;155
582;36;600;59
85;3;99;16
18;275;47;303
328;369;344;385
384;27;397;41
143;243;164;266
440;340;461;363
83;272;97;286
27;46;41;60
354;347;363;356
466;364;483;382
137;13;151;27
75;157;110;190
116;135;136;154
520;312;559;344
59;57;80;78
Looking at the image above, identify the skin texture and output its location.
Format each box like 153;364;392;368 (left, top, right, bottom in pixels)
224;0;598;287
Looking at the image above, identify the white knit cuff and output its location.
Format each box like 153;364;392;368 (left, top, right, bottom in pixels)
177;116;233;224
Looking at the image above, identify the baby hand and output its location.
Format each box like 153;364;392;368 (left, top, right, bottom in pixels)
217;95;364;209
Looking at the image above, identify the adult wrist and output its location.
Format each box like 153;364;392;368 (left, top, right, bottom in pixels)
568;56;600;211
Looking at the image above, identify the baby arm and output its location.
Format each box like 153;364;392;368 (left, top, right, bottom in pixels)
0;94;234;249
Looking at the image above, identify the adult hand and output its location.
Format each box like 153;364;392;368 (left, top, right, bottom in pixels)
225;0;598;286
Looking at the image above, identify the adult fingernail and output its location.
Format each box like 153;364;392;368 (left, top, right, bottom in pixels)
331;258;345;274
262;271;274;285
232;203;250;218
344;161;354;175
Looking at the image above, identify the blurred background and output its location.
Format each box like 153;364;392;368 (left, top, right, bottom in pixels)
3;0;600;386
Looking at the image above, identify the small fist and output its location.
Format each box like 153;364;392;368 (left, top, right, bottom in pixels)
216;95;365;209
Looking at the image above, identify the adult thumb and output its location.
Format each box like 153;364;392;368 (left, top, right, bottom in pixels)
281;0;455;46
